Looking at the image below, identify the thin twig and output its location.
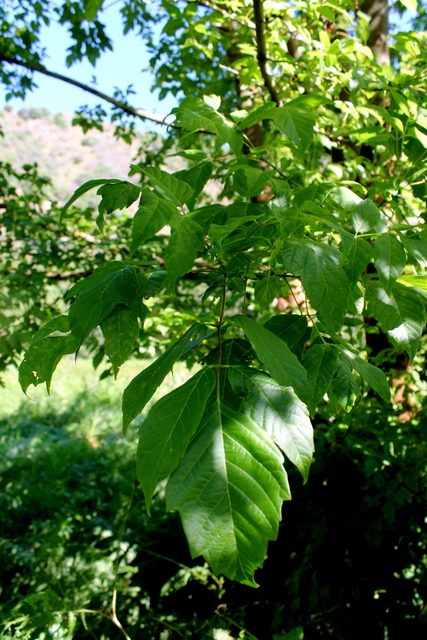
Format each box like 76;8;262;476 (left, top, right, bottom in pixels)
252;0;280;106
0;55;177;128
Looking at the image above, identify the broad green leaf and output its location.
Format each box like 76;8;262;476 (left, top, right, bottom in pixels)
303;345;339;417
68;265;141;340
19;329;81;393
254;276;283;308
60;178;121;220
270;106;315;154
209;216;256;244
101;304;141;376
397;274;427;292
328;354;360;412
229;368;313;482
374;233;406;294
294;182;334;208
401;237;427;268
166;401;290;586
282;239;350;330
232;315;309;405
263;315;309;359
165;216;204;285
130;190;179;255
129;165;193;206
122;323;205;432
203;338;254;410
238;103;315;154
33;315;70;340
330;187;361;211
65;262;126;299
341;237;373;285
366;282;425;358
187;204;226;233
233;167;273;198
351;199;381;233
97;181;140;215
175;161;214;210
142;270;167;296
137;368;215;512
171;100;243;155
338;348;390;402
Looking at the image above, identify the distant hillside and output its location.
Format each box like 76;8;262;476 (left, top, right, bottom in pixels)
0;106;170;207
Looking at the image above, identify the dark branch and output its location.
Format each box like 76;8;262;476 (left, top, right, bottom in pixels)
252;0;280;106
0;54;178;128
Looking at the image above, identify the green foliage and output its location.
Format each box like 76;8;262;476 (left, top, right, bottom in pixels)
3;0;427;598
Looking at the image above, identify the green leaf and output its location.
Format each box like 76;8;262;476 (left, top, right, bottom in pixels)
165;216;204;285
60;178;121;220
84;0;103;20
303;345;339;417
366;282;425;358
374;233;406;294
166;401;290;586
239;103;315;154
233;167;273;198
341;237;373;285
328;354;360;412
137;368;215;513
351;198;381;233
401;237;427;268
229;368;313;482
122;323;206;432
97;181;140;215
68;265;142;340
270;106;315;154
209;216;256;244
254;276;283;308
19;324;81;394
399;0;416;12
130;190;179;255
232;315;309;405
263;315;309;359
101;304;141;376
129;165;193;206
172;99;243;155
187;204;226;233
175;161;214;210
338;348;390;402
282;239;350;330
397;274;427;292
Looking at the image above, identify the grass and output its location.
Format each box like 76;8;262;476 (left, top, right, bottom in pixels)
0;357;224;640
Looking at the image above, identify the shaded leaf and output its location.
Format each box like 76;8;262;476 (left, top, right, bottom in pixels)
129;165;193;206
68;265;141;340
101;304;141;375
122;323;206;432
282;239;350;330
232;315;309;405
374;233;406;294
303;345;339;416
130;190;179;255
351;199;381;233
263;314;309;359
60;178;121;220
175;161;214;210
328;354;360;412
137;368;216;513
165;216;204;285
229;368;313;482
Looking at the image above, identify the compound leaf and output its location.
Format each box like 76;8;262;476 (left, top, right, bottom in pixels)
303;345;339;417
101;304;141;375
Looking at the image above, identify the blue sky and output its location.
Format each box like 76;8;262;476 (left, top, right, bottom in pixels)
1;5;178;130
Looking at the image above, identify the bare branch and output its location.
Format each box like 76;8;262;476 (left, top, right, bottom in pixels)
252;0;280;106
0;54;177;128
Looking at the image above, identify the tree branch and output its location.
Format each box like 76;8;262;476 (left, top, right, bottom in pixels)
252;0;280;106
0;54;178;128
